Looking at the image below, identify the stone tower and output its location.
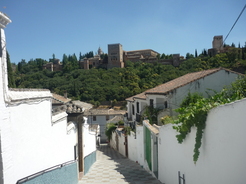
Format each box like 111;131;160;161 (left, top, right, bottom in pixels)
107;43;124;69
212;35;223;50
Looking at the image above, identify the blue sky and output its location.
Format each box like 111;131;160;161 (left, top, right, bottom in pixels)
1;0;246;64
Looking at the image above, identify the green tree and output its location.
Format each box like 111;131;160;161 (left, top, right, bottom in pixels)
186;53;194;59
7;51;15;88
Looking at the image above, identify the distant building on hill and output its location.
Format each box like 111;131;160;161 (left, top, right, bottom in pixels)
44;44;184;71
106;43;184;69
80;47;105;69
107;43;124;69
208;35;224;56
43;59;62;71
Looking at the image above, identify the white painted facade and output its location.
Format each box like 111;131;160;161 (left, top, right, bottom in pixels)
127;126;145;167
6;103;77;183
83;117;96;158
127;132;137;162
109;130;126;157
110;131;117;150
87;114;122;143
124;98;246;184
0;13;78;183
127;69;241;124
118;132;126;157
158;98;246;184
136;126;144;166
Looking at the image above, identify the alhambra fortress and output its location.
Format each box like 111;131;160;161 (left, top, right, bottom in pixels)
43;36;225;71
43;44;185;71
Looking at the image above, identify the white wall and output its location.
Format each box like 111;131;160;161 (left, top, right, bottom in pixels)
2;99;77;184
83;117;96;158
127;132;137;162
0;19;78;184
109;131;126;157
170;69;240;112
127;99;147;122
127;69;240;123
110;131;117;150
127;127;145;167
136;126;144;166
158;98;246;184
118;132;126;157
88;115;115;143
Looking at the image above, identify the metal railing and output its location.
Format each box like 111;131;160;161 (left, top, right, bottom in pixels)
178;171;185;184
16;160;77;184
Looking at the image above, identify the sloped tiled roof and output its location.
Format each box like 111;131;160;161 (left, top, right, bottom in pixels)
52;93;71;104
72;100;93;110
107;115;124;124
84;108;126;116
125;49;159;54
126;92;146;102
126;68;243;101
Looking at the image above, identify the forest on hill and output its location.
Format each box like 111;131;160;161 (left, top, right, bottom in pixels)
7;44;246;106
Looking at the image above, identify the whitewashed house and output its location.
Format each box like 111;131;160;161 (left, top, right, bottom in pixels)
126;68;243;124
84;109;126;143
0;12;95;184
51;94;96;178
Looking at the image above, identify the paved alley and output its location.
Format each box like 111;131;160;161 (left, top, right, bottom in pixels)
79;144;162;184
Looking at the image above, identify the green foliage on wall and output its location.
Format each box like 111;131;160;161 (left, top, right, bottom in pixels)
173;77;246;163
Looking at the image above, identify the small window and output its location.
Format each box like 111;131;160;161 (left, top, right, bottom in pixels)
164;101;168;108
93;116;96;121
150;99;154;108
137;102;140;113
106;115;109;121
132;104;135;115
74;144;78;160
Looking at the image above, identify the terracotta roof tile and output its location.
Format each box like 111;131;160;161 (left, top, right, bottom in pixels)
126;68;244;101
52;93;71;104
145;68;220;94
126;92;146;101
84;108;126;116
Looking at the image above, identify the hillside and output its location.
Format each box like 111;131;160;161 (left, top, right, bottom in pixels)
9;46;246;106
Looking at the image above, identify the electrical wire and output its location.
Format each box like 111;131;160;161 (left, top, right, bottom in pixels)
223;4;246;46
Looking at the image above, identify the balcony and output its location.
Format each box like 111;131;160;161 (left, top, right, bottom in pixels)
136;113;142;123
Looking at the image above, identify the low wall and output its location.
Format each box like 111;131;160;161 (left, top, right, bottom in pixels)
18;162;78;184
110;131;117;151
127;126;144;167
84;151;96;175
110;131;126;157
136;126;144;166
83;120;96;158
118;132;126;157
158;98;246;184
82;119;97;175
127;132;137;162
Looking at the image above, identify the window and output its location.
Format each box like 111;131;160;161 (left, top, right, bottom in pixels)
150;99;154;108
74;144;78;160
164;101;168;108
132;104;135;115
106;115;109;121
137;102;140;113
93;116;96;121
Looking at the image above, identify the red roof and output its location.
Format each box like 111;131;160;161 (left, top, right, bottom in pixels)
126;68;243;101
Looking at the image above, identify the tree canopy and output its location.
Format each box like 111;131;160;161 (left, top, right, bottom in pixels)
7;44;246;105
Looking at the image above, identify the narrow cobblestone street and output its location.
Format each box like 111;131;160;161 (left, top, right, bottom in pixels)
79;144;162;184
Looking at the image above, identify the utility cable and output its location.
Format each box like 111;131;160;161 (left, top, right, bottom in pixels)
223;4;246;46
